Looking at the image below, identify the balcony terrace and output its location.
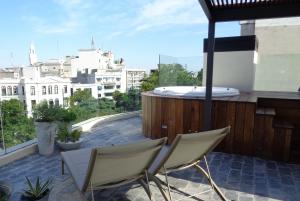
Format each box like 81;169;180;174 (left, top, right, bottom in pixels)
1;116;300;201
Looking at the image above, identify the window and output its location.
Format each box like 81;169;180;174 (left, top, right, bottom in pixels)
54;85;58;94
7;86;12;95
104;92;113;97
30;86;35;95
64;85;68;93
96;78;102;82
42;86;46;95
13;86;18;95
98;94;101;98
63;98;68;107
104;85;114;90
1;86;6;96
22;86;25;95
116;78;121;81
49;99;54;106
55;99;59;106
48;86;52;94
116;85;121;89
31;100;36;109
98;86;102;90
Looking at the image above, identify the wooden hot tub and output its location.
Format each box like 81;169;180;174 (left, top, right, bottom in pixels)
142;89;300;162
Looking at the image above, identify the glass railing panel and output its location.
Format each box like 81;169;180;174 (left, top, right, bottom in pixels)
158;54;203;87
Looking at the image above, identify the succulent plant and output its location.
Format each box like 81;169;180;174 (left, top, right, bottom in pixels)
22;177;52;201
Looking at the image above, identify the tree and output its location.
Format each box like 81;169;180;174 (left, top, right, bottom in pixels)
141;70;159;92
70;89;93;106
141;64;202;92
0;99;35;148
98;98;115;114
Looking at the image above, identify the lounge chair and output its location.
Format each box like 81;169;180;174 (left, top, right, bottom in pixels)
61;138;167;201
147;127;230;201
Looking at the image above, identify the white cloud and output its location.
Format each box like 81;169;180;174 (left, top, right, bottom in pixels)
23;0;206;36
23;0;93;34
130;0;206;33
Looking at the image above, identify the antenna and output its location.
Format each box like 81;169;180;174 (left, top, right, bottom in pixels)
91;36;95;49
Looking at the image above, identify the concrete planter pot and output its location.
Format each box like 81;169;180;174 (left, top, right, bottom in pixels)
35;122;57;156
0;180;12;200
56;138;83;150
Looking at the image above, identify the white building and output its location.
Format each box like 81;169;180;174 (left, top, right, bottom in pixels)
0;67;71;116
0;39;147;117
126;69;146;90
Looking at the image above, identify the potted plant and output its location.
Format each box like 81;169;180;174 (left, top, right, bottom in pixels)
33;101;58;156
56;124;83;150
0;181;12;201
21;177;52;201
56;108;77;133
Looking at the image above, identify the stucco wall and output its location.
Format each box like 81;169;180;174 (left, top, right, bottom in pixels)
203;51;256;92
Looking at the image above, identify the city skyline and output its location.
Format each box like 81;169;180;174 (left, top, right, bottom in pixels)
0;0;240;70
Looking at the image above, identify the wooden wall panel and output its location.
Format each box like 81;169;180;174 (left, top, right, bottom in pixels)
213;101;228;151
175;99;184;135
254;114;265;157
234;103;246;154
151;97;161;139
142;94;300;162
225;102;236;153
243;104;255;155
190;100;201;133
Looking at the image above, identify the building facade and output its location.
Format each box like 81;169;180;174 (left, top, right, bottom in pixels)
0;39;147;116
126;69;146;90
203;17;300;93
0;67;71;116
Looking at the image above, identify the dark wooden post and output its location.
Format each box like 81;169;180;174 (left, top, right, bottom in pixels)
203;20;216;130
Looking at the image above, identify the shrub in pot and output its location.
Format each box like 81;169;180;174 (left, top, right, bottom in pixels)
55;108;77;133
56;109;82;150
0;181;12;201
56;124;82;150
33;101;59;156
21;177;52;201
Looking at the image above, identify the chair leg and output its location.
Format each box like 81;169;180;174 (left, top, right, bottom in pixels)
193;164;228;201
139;179;155;201
148;174;172;201
163;166;173;201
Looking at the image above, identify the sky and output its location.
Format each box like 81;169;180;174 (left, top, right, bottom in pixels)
0;0;240;70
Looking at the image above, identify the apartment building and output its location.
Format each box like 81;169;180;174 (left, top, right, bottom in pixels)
126;69;146;90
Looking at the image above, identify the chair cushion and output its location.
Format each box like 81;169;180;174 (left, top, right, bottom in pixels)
61;148;92;191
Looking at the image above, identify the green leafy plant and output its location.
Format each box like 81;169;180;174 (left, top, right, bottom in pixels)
22;177;52;201
70;130;81;142
56;109;77;123
57;123;81;143
56;123;69;142
32;101;60;122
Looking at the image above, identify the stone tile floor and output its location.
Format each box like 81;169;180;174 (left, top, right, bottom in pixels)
1;117;300;201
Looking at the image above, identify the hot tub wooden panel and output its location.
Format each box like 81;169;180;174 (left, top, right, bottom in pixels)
142;91;300;162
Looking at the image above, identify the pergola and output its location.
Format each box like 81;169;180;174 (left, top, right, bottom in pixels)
198;0;300;130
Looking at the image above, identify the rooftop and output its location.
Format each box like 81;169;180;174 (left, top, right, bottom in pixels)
1;117;300;201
